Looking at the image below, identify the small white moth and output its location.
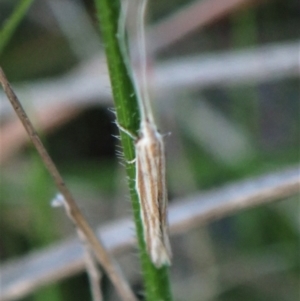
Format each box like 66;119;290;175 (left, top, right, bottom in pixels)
135;119;172;267
119;0;172;267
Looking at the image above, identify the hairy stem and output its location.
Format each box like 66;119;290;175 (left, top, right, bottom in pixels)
94;0;173;300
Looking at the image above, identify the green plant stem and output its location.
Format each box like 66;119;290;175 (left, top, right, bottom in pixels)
94;0;173;300
0;0;35;56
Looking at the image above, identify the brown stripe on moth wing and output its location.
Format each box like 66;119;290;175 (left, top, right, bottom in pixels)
151;128;172;261
145;121;161;200
155;132;165;216
145;142;157;210
139;123;171;264
143;125;162;225
149;128;166;232
136;131;163;256
135;144;153;255
140;146;159;256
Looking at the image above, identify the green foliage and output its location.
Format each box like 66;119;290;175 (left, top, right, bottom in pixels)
0;0;34;56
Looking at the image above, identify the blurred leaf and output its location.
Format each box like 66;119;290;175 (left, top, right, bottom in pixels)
0;0;34;56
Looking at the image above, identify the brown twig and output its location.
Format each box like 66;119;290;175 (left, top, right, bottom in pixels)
52;194;103;301
0;67;138;301
1;165;299;301
79;229;103;301
0;103;82;164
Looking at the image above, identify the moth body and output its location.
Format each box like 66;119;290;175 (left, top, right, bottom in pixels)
135;120;172;267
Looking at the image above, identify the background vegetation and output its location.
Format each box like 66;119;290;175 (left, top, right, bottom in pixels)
0;0;299;300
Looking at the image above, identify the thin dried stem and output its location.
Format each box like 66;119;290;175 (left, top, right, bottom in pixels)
80;230;103;301
0;67;138;301
52;194;103;301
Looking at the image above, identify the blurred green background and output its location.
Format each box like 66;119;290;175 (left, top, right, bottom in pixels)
0;0;299;300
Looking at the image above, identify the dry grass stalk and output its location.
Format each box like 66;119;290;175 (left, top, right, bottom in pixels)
0;67;138;301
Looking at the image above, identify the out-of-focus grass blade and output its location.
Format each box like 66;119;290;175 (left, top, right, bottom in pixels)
0;0;35;56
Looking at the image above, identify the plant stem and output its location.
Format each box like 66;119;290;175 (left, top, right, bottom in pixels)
94;0;173;300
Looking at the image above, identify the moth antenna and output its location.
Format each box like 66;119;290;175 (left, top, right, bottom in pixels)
135;0;155;124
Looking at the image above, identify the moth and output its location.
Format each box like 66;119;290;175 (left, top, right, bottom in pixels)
118;116;172;268
135;119;172;267
118;0;172;267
